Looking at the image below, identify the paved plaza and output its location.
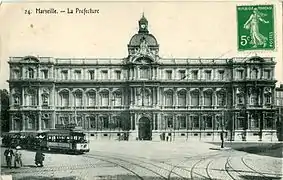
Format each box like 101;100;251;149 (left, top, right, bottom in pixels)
1;141;282;180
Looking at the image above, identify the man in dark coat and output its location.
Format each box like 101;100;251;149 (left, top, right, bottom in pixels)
35;148;45;167
220;131;224;148
4;147;14;169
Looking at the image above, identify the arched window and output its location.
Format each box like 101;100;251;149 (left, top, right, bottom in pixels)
87;90;96;107
204;90;213;106
113;90;122;106
100;90;109;107
164;90;173;107
73;90;83;108
178;90;186;106
59;90;69;107
191;90;199;106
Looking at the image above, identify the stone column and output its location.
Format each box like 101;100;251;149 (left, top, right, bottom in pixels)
22;88;25;106
38;112;42;131
247;113;250;130
21;113;25;131
153;113;155;130
157;87;160;106
38;88;41;107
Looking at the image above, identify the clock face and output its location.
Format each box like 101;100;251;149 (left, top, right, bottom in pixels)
141;24;146;29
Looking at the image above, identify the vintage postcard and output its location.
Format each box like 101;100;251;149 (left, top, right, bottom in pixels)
0;0;282;180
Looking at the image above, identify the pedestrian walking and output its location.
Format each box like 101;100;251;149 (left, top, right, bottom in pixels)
4;147;14;169
35;148;45;167
14;146;23;168
220;131;224;148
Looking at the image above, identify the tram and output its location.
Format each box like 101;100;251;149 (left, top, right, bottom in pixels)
2;127;90;154
44;128;90;154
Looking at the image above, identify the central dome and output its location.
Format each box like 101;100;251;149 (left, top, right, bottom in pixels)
129;34;158;47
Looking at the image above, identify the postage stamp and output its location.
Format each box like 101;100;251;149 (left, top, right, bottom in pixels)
237;5;275;51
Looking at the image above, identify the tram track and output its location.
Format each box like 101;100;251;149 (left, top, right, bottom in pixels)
91;149;224;180
205;160;213;180
83;154;168;180
240;156;282;179
91;150;188;179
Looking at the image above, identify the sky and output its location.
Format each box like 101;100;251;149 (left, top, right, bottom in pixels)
0;0;282;90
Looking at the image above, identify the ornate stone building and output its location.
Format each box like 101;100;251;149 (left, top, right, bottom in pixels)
8;15;278;141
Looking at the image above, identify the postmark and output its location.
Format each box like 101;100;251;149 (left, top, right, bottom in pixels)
237;5;275;51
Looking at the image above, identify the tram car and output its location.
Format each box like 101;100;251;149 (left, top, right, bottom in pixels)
43;128;90;154
2;128;90;154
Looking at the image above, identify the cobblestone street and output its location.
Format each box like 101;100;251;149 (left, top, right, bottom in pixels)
1;141;282;180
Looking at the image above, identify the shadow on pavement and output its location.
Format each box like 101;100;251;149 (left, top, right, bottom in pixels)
13;176;78;180
240;175;282;180
207;142;283;158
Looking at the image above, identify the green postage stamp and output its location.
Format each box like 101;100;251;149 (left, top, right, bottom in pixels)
237;5;275;51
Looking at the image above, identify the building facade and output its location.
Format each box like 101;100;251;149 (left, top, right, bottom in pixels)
275;84;283;141
8;15;278;141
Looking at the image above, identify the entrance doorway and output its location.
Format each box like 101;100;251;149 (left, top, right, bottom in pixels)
138;117;152;140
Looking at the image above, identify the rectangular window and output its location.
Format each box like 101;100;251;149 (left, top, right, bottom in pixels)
205;116;213;129
140;68;149;79
62;94;69;107
13;69;20;79
102;117;109;129
61;70;68;80
218;70;224;80
41;70;48;79
264;70;271;79
74;70;81;80
166;116;173;128
192;70;198;80
237;69;244;79
90;117;96;129
166;70;172;80
115;70;121;80
27;118;34;129
101;70;108;79
88;93;95;106
89;70;95;80
205;70;212;80
179;70;186;79
178;116;186;129
192;116;199;128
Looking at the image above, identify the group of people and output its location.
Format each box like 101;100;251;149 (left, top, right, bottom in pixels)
4;146;46;169
4;147;22;169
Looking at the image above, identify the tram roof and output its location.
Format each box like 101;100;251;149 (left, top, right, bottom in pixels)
47;128;85;136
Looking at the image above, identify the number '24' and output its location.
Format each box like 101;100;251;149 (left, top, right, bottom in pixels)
25;9;31;15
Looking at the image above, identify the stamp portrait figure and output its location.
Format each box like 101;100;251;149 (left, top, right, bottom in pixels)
243;8;269;48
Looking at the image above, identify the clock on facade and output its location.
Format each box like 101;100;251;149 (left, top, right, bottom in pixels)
141;24;146;29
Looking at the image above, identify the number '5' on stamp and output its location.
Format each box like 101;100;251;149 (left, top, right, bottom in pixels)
237;5;275;51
